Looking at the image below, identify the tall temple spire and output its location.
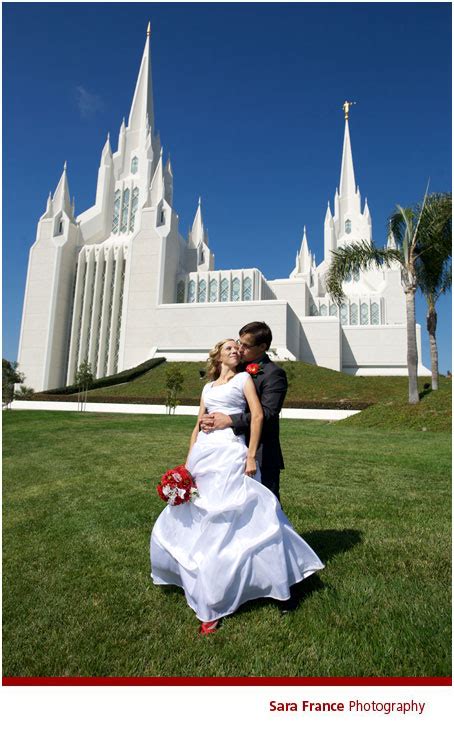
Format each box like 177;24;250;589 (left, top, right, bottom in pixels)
128;22;154;133
190;197;205;246
339;117;356;200
52;162;72;216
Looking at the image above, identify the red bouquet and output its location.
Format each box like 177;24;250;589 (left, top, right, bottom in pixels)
156;465;199;506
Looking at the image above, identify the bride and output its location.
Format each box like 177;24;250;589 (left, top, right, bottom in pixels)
150;339;324;634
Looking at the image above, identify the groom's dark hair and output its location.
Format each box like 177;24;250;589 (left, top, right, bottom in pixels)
239;321;272;350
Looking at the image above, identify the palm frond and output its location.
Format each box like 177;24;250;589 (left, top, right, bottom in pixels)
326;242;402;304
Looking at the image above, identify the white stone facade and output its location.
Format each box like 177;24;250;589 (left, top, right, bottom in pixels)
17;30;430;391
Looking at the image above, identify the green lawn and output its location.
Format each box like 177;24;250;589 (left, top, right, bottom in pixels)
56;360;445;406
3;411;451;678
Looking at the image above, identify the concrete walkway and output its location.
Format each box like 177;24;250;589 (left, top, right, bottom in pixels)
11;400;360;421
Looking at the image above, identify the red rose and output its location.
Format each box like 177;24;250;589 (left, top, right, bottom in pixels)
246;363;260;376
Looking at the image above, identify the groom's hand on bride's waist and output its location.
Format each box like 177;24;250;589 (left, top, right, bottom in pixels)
200;413;232;432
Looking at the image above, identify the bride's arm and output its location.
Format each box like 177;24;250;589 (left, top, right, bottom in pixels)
243;377;264;476
185;397;207;467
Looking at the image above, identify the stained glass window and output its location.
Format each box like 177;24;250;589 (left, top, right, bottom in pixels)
220;278;229;302
353;268;360;282
329;304;338;317
131;156;138;174
120;189;130;233
310;303;318;316
112;190;121;233
371;302;380;325
243;276;252;301
209;279;218;302
176;281;185;303
232;277;240;301
350;303;358;325
188;280;196;303
345;219;352;234
320;304;327;316
360;302;369;325
340;303;348;325
198;279;207;302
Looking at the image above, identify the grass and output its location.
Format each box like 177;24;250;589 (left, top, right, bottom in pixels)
68;360;442;405
2;410;451;678
336;382;451;432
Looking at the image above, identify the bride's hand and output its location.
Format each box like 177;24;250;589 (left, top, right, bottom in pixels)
245;455;257;477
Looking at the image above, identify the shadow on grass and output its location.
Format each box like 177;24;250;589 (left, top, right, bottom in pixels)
419;383;432;401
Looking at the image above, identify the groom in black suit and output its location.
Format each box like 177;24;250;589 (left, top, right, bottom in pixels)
200;321;288;501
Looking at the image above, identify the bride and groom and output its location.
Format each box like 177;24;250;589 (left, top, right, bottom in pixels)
150;321;324;634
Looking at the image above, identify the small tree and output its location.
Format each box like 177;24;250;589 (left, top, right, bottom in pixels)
75;360;94;412
14;384;35;400
165;365;184;414
2;359;25;410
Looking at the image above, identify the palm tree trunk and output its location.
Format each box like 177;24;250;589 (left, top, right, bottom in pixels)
427;305;438;390
405;287;419;404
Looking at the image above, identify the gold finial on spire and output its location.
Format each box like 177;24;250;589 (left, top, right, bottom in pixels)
146;21;151;38
342;100;356;120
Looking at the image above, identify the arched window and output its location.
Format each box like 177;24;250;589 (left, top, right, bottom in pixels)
345;219;352;234
188;280;196;303
319;304;327;316
131;156;138;174
220;278;229;302
176;280;185;303
360;302;369;325
310;303;318;316
329;304;338;317
242;276;252;301
350;303;358;325
129;187;139;232
120;188;130;233
371;302;380;325
340;303;348;325
200;249;205;264
198;279;207;302
232;277;240;301
209;279;218;302
345;272;352;283
353;268;360;282
112;189;121;233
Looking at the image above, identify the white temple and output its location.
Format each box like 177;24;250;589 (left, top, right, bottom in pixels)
17;26;429;391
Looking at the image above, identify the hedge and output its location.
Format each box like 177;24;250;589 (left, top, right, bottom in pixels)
40;357;166;395
29;393;371;410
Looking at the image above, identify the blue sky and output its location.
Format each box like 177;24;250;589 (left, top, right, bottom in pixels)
3;2;452;373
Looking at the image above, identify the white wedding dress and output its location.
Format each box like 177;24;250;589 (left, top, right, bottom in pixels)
150;371;324;622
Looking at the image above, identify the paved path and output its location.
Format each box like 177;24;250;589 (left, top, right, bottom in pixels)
11;400;360;420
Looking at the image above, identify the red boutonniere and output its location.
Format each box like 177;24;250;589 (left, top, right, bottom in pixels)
245;362;263;378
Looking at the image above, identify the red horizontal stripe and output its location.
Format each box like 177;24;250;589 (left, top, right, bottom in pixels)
3;676;451;687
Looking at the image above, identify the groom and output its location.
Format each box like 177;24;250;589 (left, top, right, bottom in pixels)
200;321;288;501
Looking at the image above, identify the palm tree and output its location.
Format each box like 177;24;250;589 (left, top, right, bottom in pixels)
326;191;451;404
414;193;452;390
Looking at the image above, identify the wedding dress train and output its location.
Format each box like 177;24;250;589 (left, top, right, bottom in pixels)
150;371;324;622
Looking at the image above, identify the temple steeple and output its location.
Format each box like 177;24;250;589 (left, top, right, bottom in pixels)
128;22;154;134
339;118;356;201
52;162;72;216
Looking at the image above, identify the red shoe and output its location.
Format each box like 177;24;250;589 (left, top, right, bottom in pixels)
198;620;219;635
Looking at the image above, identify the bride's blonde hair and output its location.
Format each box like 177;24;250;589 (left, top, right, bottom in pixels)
206;338;238;380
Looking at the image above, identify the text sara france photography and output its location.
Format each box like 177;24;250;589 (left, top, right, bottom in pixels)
269;700;426;715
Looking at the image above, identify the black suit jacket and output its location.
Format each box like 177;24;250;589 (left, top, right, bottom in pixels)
230;355;288;470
